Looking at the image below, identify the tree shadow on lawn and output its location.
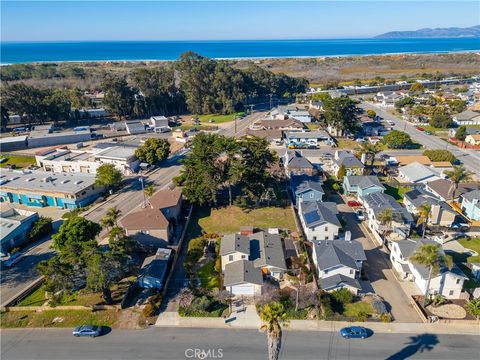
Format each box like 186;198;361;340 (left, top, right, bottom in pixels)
386;333;439;360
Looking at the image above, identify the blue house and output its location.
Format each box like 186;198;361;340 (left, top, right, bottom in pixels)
291;175;324;205
0;170;103;209
461;190;480;221
0;206;39;256
343;175;385;200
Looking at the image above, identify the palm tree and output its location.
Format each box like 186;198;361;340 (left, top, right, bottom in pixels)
144;184;156;199
444;165;473;201
106;207;121;226
417;204;431;239
260;302;289;360
410;243;453;307
356;142;380;168
377;208;393;241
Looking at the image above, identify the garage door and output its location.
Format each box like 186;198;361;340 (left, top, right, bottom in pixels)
229;285;254;296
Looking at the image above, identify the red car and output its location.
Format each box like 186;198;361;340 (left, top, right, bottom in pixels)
347;200;362;207
417;127;425;131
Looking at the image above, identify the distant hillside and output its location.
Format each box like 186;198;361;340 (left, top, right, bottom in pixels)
376;25;480;38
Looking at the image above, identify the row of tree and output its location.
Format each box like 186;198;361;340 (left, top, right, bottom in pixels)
174;133;277;206
1;52;308;129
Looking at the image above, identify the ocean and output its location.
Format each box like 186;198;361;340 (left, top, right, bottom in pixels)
1;38;479;64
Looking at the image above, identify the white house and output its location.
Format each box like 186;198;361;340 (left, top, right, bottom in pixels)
311;240;366;295
299;201;341;241
390;239;467;299
223;260;263;296
398;162;442;184
452;110;480;126
150;116;171;133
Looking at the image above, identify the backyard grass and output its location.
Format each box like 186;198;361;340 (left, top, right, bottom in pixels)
343;301;374;318
198;260;220;289
335;139;358;149
16;285;47;307
0;155;36;169
192;205;297;235
0;309;119;328
458;238;480;263
197;112;245;124
418;125;450;135
384;184;410;202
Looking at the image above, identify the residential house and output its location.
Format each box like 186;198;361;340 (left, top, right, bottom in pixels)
398;162;442;184
362;192;414;239
245;128;283;144
374;91;405;107
342;175;385;200
311;240;367;295
250;118;304;132
285;130;333;149
465;134;480;146
284;151;318;177
223;260;263;296
290;175;324;205
0;169;103;209
309;100;324;110
120;188;183;247
332;151;365;177
150;116;171;133
452;110;480;125
299;201;341;241
138;248;173;290
285;109;312;123
460;189;480;221
0;206;39;256
425;178;477;202
403;189;457;227
220;229;288;296
390;239;467;299
448;127;480;138
8;115;21;124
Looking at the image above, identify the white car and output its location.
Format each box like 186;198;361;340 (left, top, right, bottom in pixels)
355;209;365;221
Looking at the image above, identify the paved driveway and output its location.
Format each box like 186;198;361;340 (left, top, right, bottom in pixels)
332;193;421;323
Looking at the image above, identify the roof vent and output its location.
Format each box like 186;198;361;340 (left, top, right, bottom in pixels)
25;177;35;182
61;179;70;184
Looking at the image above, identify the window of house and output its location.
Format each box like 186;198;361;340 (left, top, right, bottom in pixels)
324;269;328;274
229;255;234;261
241;255;246;259
310;193;314;198
313;236;317;240
456;278;461;284
350;269;354;275
325;227;328;232
449;290;454;296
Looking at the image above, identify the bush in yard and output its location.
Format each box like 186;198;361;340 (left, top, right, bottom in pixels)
190;296;211;312
356;311;369;322
177;289;195;309
371;298;388;314
431;294;447;307
319;292;334;319
142;303;156;317
423;149;456;163
380;313;392;323
330;289;354;305
455;126;467;141
381;130;412;149
27;217;53;242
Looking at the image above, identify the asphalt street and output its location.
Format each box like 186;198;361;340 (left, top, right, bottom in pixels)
1;328;479;360
361;103;480;177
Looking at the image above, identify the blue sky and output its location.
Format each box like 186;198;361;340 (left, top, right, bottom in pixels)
1;1;479;41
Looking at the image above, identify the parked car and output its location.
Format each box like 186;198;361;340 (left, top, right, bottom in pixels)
424;131;432;135
340;326;369;339
72;325;101;337
355;209;365;221
347;200;362;207
417;127;425;131
3;253;23;268
387;120;395;126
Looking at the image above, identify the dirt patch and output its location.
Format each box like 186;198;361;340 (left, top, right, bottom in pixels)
427;304;467;319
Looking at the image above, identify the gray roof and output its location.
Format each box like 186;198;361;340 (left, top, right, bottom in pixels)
288;153;315;170
462;189;480;203
291;175;324;196
220;234;250;256
335;151;365;168
224;260;263;286
345;175;385;191
95;145;137;160
363;192;414;223
404;189;455;213
139;248;172;280
313;240;366;271
426;179;477;200
250;232;287;270
319;274;361;291
0;207;38;241
399;162;440;183
0;169;97;195
286;130;330;140
301;201;340;228
454;110;480;121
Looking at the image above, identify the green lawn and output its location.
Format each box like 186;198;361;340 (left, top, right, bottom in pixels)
0;155;36;169
198;260;220;289
458;238;480;263
0;309;119;328
343;301;374;317
335;139;358;149
17;285;47;307
196;112;245;124
417;125;450;135
384;184;410;201
190;205;297;236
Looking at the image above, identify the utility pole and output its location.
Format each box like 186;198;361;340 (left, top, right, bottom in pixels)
234;116;237;134
269;93;273;109
139;176;146;208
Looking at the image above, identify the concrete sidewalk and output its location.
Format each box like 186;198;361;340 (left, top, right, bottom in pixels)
154;311;479;335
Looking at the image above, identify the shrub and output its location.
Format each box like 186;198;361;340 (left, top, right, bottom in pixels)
319;293;334;319
177;289;194;308
190;296;211;312
371;299;388;314
432;294;447;307
382;130;412;149
330;289;354;305
27;217;53;242
234;196;248;209
356;311;369;322
142;303;156;317
380;313;392;323
423;149;456;163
